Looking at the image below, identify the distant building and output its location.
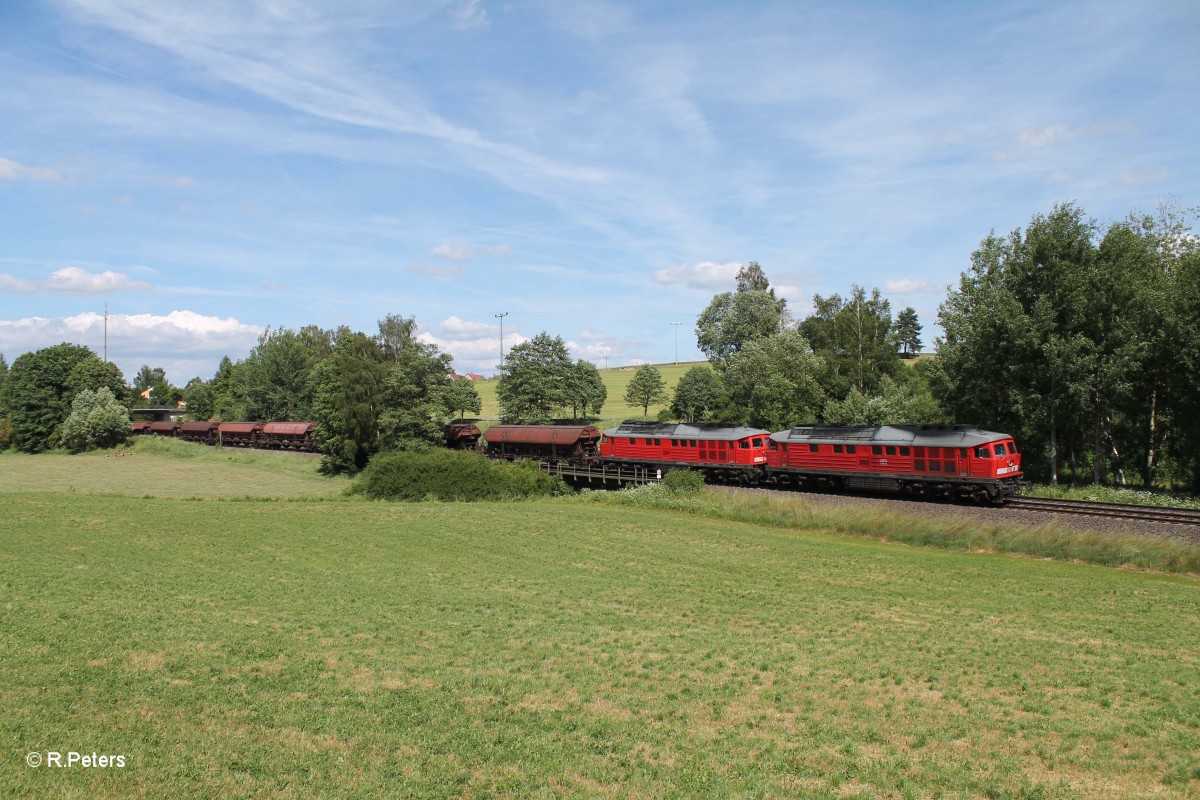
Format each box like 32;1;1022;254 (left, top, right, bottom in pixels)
466;373;486;381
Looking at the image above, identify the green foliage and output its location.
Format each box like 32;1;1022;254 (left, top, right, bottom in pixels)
7;343;99;452
623;364;667;419
496;332;573;422
133;365;167;391
931;202;1200;489
58;387;130;453
822;373;944;426
446;377;482;419
566;360;606;420
66;357;126;400
696;287;786;364
895;306;923;356
242;327;320;421
312;331;387;474
800;284;901;398
661;468;704;495
0;352;10;448
721;331;825;429
352;449;569;501
670;365;724;422
376;315;456;451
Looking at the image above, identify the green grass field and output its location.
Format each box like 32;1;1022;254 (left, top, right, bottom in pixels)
470;361;708;424
1;448;1198;798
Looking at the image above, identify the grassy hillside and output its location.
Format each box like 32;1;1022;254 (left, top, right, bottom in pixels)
470;360;709;425
1;451;1198;798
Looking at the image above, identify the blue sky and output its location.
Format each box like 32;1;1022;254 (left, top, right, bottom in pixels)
1;0;1196;384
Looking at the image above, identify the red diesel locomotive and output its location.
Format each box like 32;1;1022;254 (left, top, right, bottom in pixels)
766;424;1022;500
599;421;771;483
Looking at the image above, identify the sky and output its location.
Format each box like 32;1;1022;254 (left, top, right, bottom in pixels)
1;0;1197;384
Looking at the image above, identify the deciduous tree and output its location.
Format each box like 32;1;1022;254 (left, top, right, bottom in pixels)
671;365;723;422
695;263;789;365
624;364;667;419
496;332;573;422
7;343;98;452
60;387;130;452
721;331;825;430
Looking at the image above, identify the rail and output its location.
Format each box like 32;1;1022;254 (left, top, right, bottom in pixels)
1007;497;1200;526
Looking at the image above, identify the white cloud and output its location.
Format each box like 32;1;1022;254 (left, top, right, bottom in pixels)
885;278;929;294
0;274;37;293
436;316;495;337
654;260;741;290
430;243;511;262
0;156;62;182
44;266;151;293
417;317;528;372
0;310;263;384
1117;168;1169;185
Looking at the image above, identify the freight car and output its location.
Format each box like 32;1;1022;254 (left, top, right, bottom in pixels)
484;425;601;461
443;423;482;450
258;422;317;450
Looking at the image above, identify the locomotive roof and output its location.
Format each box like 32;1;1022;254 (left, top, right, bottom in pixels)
605;421;770;441
770;424;1013;447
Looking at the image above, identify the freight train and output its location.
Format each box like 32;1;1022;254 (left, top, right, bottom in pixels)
133;418;1024;501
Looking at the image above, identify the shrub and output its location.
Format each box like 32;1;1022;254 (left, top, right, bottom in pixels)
353;449;570;501
60;387;130;453
662;469;705;495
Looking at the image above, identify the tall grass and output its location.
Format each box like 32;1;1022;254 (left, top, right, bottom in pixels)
584;484;1200;574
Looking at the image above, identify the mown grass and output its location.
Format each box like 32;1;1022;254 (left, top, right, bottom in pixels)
0;438;345;499
1024;483;1200;510
2;492;1199;799
585;485;1200;576
469;361;708;423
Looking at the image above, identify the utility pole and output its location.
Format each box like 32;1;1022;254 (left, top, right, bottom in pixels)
670;322;682;364
495;312;508;420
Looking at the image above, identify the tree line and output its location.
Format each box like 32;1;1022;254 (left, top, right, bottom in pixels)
2;200;1195;489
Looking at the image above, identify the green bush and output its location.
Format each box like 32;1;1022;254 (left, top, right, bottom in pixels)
60;387;130;453
352;449;571;501
662;469;705;495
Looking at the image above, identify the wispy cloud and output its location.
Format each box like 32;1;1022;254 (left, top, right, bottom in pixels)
45;266;151;293
0;274;38;293
655;260;740;291
430;243;511;262
0;156;62;182
453;0;490;30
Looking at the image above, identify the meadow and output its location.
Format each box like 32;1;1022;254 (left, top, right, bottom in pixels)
468;361;706;425
1;446;1198;798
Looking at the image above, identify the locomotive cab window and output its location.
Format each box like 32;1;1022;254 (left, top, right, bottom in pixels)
752;438;763;447
738;441;749;449
993;443;1007;457
1007;440;1018;453
975;446;990;458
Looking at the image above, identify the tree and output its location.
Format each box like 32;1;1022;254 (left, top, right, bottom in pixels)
7;343;98;452
311;331;387;474
496;332;573;422
895;307;923;356
721;331;826;430
800;285;900;399
822;374;943;426
567;360;607;420
0;353;10;448
183;377;217;421
242;327;318;421
624;364;667;419
133;365;167;391
671;365;724;422
59;387;130;452
375;315;456;451
931;203;1099;484
695;263;789;365
446;378;482;420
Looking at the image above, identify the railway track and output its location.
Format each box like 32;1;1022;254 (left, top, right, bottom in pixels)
1007;497;1200;526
